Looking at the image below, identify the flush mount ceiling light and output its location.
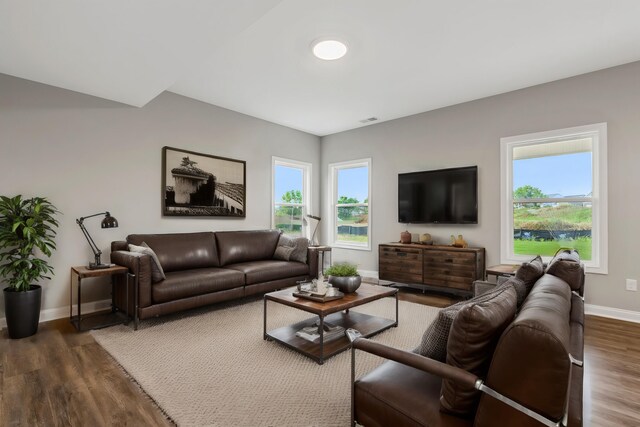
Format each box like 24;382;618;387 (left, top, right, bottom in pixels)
312;39;348;60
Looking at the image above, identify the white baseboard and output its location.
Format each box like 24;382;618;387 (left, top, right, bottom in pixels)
0;299;111;329
585;304;640;324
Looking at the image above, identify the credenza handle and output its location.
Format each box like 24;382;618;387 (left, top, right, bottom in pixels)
397;252;407;257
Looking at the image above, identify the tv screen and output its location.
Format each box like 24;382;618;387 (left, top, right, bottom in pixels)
398;166;478;224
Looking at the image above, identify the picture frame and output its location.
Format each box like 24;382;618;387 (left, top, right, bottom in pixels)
162;146;246;217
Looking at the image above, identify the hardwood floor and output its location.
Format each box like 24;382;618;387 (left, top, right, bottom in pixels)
0;318;172;427
1;288;639;426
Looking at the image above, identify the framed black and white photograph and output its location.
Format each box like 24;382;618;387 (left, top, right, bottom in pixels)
162;146;246;217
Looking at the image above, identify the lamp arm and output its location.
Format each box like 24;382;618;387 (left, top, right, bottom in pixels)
78;211;109;222
76;219;101;257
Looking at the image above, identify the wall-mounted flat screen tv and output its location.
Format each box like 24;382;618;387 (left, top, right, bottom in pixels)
398;166;478;224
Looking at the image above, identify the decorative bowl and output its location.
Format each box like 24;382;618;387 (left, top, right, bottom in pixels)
328;275;362;293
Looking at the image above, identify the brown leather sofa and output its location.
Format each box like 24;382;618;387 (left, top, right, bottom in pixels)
352;269;584;427
110;230;318;328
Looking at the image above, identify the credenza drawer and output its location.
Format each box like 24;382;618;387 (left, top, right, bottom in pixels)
379;246;423;283
379;244;485;294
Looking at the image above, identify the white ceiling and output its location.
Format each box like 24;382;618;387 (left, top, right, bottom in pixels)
2;1;640;136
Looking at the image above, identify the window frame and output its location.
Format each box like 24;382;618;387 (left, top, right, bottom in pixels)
271;157;312;239
500;123;608;274
328;158;372;251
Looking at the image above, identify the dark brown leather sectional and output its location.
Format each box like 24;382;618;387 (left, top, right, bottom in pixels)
110;230;317;328
352;269;585;427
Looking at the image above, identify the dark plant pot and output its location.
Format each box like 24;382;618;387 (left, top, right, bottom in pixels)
328;275;362;293
3;285;42;339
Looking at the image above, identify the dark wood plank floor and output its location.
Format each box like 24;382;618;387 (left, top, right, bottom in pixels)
2;288;639;426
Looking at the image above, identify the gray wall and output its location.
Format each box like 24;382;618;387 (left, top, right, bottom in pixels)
321;61;640;313
0;74;320;317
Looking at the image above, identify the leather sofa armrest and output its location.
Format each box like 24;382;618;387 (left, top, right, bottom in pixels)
307;246;319;279
354;338;568;427
112;240;128;252
110;250;153;309
353;338;478;389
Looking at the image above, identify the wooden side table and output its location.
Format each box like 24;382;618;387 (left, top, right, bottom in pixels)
70;265;134;331
486;264;520;281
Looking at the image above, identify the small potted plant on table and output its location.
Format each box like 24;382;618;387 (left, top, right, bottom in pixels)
325;262;362;293
0;195;59;339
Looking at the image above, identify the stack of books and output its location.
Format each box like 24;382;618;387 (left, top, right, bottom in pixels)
295;323;345;343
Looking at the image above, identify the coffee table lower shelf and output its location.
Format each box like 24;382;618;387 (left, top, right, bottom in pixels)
265;311;397;364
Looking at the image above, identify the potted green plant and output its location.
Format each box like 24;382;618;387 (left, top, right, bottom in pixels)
325;262;361;293
0;195;59;339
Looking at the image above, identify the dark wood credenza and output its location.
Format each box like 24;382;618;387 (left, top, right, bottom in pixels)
379;243;485;296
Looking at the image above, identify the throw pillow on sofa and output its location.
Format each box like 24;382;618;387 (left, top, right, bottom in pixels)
515;255;544;292
440;285;517;416
498;276;528;308
128;242;166;282
546;249;583;291
274;233;309;263
415;300;466;362
416;284;516;362
273;245;295;261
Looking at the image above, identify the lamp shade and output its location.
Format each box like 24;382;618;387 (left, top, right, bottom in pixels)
101;212;118;229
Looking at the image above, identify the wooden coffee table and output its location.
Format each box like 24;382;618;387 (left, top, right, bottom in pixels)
263;283;398;364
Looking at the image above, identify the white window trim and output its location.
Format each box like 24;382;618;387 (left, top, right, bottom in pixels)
500;123;608;274
328;158;372;251
271;157;312;239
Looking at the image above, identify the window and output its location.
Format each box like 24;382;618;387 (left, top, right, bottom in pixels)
500;123;607;273
272;157;311;238
329;158;371;250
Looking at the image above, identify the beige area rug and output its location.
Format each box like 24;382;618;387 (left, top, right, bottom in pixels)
92;295;440;426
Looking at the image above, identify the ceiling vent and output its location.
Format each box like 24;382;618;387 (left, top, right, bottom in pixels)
359;117;378;124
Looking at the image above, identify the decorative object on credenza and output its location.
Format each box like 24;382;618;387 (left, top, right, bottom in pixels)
450;234;468;248
0;195;59;339
325;262;362;293
306;214;321;246
400;230;412;244
162;146;246;217
419;233;433;245
76;211;119;269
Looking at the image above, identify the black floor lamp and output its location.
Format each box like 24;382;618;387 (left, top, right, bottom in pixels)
76;211;118;269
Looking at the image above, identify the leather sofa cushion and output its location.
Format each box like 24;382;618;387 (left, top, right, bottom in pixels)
441;285;517;416
546;249;583;291
128;232;219;272
355;360;472;427
225;260;309;285
474;274;572;427
216;230;280;266
152;268;244;303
